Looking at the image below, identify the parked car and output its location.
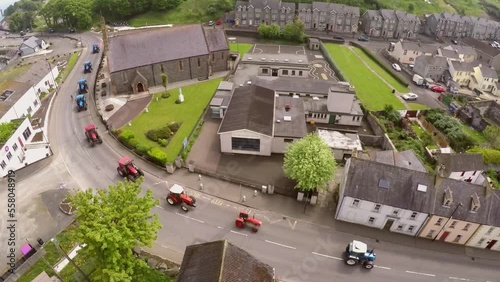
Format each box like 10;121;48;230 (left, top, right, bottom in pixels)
431;85;446;93
358;35;369;42
392;63;401;71
452;39;458;45
208;20;215;26
402;93;418;101
334;36;344;40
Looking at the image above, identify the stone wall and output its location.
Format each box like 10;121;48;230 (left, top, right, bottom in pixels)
365;113;385;136
418;115;449;148
486;102;500;124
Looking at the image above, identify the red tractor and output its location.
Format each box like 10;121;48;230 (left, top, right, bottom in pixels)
166;184;196;212
84;124;102;147
117;156;144;181
235;211;262;233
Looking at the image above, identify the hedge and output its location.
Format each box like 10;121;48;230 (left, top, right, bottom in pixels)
349;41;409;87
319;41;346;81
147;147;168;166
468;147;500;164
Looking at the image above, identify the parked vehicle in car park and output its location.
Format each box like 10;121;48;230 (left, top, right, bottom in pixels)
358;35;369;42
431;85;446;93
452;39;458;45
402;93;418;101
392;63;401;71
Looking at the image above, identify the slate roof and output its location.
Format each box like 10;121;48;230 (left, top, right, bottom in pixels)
480;66;498;79
326;93;354;113
395;10;420;22
372;150;427;172
218;85;275;136
487;191;500;227
365;10;379;18
21;36;40;49
450;60;479;72
249;0;280;10
0;80;32;118
431;178;491;223
203;28;229;52
439;48;460;60
177;240;275;282
401;41;439;54
417;55;448;67
461;37;500;58
108;25;222;73
274;96;307;138
298;3;312;11
343;158;436;212
253;76;344;96
15;60;56;87
444;45;477;56
437;153;486;176
380;9;396;20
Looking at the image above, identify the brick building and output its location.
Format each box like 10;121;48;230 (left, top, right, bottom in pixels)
107;25;229;95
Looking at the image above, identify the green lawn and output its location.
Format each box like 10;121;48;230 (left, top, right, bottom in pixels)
0;65;30;84
461;123;487;144
408;103;429;110
57;52;80;84
127;78;223;162
411;124;425;138
229;43;254;57
130;0;219;26
324;44;405;111
351;48;408;93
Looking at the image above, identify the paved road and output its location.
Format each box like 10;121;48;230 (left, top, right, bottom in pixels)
0;31;498;281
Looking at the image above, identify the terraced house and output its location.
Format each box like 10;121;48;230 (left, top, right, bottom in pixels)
470;17;500;41
234;0;295;27
424;13;474;38
360;9;420;39
297;2;359;33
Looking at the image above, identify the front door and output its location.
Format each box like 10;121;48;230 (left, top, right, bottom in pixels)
272;69;278;77
328;114;336;124
137;82;144;93
439;231;450;241
383;219;394;230
486;240;498;250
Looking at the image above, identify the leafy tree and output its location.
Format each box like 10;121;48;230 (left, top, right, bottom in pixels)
206;0;232;16
160;73;168;92
408;3;414;12
483;125;500;149
283;133;337;191
282;17;306;43
70;178;161;282
257;23;281;39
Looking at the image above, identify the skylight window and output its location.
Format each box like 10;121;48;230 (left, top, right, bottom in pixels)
378;179;390;189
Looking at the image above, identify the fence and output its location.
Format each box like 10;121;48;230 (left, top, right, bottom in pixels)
318;41;346;81
418;116;450;148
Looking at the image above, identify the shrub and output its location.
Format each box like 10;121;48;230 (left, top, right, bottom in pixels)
119;130;135;143
146;129;160;141
161;92;170;99
175;99;182;104
136;144;152;155
146;126;171;142
147;147;168;166
168;122;181;132
468;147;500;164
158;138;168;147
128;138;139;148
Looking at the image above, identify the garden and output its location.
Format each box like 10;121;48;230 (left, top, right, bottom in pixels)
324;44;406;111
116;78;223;165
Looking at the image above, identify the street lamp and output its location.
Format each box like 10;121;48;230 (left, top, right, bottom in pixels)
433;202;463;241
51;238;90;281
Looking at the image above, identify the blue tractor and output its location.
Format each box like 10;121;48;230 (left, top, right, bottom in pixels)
78;78;88;94
92;44;100;54
344;240;376;270
83;61;93;74
75;94;88;112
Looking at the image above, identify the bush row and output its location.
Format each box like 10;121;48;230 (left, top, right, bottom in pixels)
349;42;409;88
145;122;182;147
319;42;346;81
424;109;474;152
181;120;204;160
117;130;168;166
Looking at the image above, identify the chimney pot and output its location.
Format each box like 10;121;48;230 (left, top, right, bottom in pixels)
285;103;291;111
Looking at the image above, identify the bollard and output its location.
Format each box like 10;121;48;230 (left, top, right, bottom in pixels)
254;190;258;197
199;183;203;190
242;195;246;202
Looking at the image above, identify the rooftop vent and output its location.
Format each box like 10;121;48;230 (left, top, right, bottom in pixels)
312;97;320;100
298;60;303;63
293;95;300;99
284;59;289;62
285;104;291;111
443;188;453;207
276;119;281;123
378;179;390;189
417;184;427;192
248;57;252;60
261;58;266;61
470;193;480;212
283;116;292;121
247;81;252;85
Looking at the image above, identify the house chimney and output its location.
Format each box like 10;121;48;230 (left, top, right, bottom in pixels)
285;104;291;111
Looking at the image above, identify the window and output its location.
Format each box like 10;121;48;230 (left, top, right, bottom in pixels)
262;68;269;74
352;116;356;121
486;227;494;235
435;218;443;226
179;61;183;71
426;230;435;238
397;224;404;230
392;209;399;216
27;106;32;114
6;152;12;160
477;238;486;245
410;212;418;220
282;70;289;75
197;57;201;68
231;137;260;152
463;223;471;231
352;199;360;207
368;217;375;224
299;71;303;76
373;204;381;212
12;143;18;151
284;138;294;143
461;171;465;176
34;99;38;106
408;225;415;232
292;70;296;75
450;220;457;228
23;127;31;141
453;235;462;243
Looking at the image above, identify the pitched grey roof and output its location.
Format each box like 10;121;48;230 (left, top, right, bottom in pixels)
401;41;439;54
480;66;498;79
343;158;436;212
487;191;500;227
298;3;312;10
281;2;295;10
365;10;379;18
450;60;479;72
177;240;275;282
21;36;40;49
417;55;448;67
203;28;229;52
15;60;54;86
372;150;427;172
395;10;419;22
462;37;500;58
439;48;460;60
327;93;354;113
108;25;211;73
0;80;32;117
437;153;486;175
431;178;491;224
274;96;307;138
444;45;477;56
249;0;280;10
218;85;275;136
312;2;329;11
253;76;342;95
380;9;396;20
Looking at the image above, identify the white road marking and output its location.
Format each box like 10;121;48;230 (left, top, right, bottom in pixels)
311;252;343;261
230;230;248;237
287;219;297;230
175;212;205;223
374;265;391;270
405;271;436;277
217;226;223;229
265;240;296;250
449;277;472;281
155;205;165;210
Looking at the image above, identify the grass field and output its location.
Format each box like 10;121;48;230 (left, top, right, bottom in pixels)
127;78;222;162
324;44;405;111
230;43;254;57
408;103;429;110
351;48;408;93
130;0;219;26
57;52;80;83
461;123;487;144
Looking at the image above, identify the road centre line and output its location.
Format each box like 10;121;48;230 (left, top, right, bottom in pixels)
449;277;472;281
175;212;205;223
405;271;435;277
230;230;248;237
155;205;165;210
265;240;296;250
374;265;391;270
311;252;343;261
